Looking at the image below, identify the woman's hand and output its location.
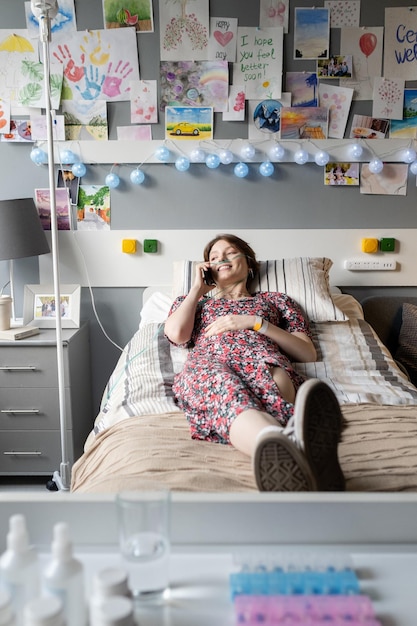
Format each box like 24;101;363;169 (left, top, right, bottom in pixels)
204;314;255;337
192;262;216;297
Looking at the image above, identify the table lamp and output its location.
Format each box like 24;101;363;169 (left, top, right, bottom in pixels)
0;197;50;322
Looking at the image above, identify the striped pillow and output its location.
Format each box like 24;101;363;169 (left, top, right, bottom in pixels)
173;257;347;322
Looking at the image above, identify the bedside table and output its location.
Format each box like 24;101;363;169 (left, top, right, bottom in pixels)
0;322;93;476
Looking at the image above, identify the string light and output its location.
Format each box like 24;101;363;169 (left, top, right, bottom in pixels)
155;145;170;162
190;148;206;163
410;160;417;175
348;142;363;159
30;147;47;165
175;155;190;171
218;149;234;164
294;148;309;165
269;143;285;161
259;161;274;177
234;162;249;178
402;146;417;163
314;150;330;166
240;142;256;160
205;153;221;169
368;157;383;174
105;172;120;188
130;168;145;184
71;162;86;177
60;149;77;164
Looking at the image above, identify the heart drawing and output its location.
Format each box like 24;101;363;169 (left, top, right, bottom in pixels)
213;31;234;47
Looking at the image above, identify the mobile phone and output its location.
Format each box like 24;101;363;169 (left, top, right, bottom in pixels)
202;268;215;286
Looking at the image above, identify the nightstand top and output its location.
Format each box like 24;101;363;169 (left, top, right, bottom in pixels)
0;322;88;346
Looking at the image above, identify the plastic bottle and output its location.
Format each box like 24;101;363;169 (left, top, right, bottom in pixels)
0;515;39;626
23;597;65;626
0;589;16;626
41;523;86;626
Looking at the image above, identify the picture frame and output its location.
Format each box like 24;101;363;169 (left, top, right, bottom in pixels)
23;284;81;328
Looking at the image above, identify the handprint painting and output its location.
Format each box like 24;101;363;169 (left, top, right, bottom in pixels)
51;28;140;102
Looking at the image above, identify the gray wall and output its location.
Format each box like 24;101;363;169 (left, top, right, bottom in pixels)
1;0;417;417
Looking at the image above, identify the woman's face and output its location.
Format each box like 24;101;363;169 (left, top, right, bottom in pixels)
208;239;248;287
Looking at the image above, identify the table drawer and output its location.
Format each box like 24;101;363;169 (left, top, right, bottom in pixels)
0;388;72;430
0;346;68;388
0;430;72;475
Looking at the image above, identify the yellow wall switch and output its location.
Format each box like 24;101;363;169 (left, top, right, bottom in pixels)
361;238;379;253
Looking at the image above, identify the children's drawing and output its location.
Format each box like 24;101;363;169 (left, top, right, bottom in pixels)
0;30;38;103
35;188;71;231
384;7;417;81
165;106;213;140
208;17;237;62
103;0;154;32
160;60;228;112
233;27;283;100
31;114;65;141
285;72;317;107
25;0;77;40
117;125;152;140
1;118;33;142
325;162;359;186
372;77;404;120
259;0;289;33
360;164;408;196
62;100;108;140
280;107;328;140
319;83;353;139
390;90;417;138
323;1;360;28
77;185;111;231
51;29;139;102
248;93;291;140
340;27;383;100
16;61;63;109
0;99;11;134
293;8;329;60
159;0;209;61
350;115;389;139
130;80;158;124
222;85;245;121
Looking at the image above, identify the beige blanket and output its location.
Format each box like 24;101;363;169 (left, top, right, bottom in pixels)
71;404;417;493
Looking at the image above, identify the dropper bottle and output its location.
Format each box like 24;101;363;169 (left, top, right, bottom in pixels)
42;523;86;626
0;515;39;626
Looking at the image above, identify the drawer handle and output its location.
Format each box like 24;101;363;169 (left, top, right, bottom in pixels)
3;451;42;456
0;366;37;372
1;409;40;415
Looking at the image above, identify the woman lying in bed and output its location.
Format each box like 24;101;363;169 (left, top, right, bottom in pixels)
164;234;345;492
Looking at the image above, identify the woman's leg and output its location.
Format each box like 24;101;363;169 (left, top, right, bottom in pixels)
270;367;296;403
229;409;279;456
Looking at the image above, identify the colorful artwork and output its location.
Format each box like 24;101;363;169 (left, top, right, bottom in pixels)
62;100;108;140
25;0;77;40
233;27;283;100
319;83;353;139
222;85;245;122
102;0;154;32
259;0;289;33
0;30;38;103
35;188;71;231
165;106;213;140
208;17;238;62
360;164;408;196
1;118;33;142
117;125;152;140
51;28;140;102
317;55;352;78
160;60;228;112
340;27;383;100
372;77;404;120
390;90;417;138
325;162;359;186
285;72;317;107
16;61;63;109
248;93;291;140
0;99;11;134
350;115;389;139
293;8;329;60
159;0;209;61
384;7;417;81
280;107;328;140
323;1;360;28
130;80;158;124
77;185;111;231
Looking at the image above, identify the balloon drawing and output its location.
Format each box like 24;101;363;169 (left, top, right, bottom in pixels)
359;33;377;58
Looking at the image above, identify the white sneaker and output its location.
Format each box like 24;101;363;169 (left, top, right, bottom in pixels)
290;379;345;491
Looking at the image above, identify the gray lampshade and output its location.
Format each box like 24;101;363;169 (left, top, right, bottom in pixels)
0;198;50;261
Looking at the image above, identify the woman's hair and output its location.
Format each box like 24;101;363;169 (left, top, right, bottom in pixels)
203;234;260;288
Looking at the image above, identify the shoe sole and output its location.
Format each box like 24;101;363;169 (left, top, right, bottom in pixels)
254;433;317;492
296;380;345;491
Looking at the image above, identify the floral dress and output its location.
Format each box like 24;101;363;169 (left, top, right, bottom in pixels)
167;292;312;444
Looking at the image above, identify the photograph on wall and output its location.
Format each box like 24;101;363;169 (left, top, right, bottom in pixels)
390;89;417;138
350;114;389;139
340;27;383;100
160;60;228;112
208;17;238;62
317;55;352;78
233;26;283;100
293;7;329;60
324;162;359;186
0;118;32;142
324;1;360;28
248;93;291;140
360;163;408;196
285;72;317;107
103;0;154;32
159;0;209;61
319;83;353;139
57;168;80;206
372;77;404;120
25;0;77;40
130;79;158;124
384;7;417;81
259;0;289;33
62;100;108;140
35;187;71;230
51;28;140;102
280;106;328;139
165;105;213;140
77;185;111;230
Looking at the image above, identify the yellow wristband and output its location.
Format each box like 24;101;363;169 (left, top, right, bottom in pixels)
253;316;263;331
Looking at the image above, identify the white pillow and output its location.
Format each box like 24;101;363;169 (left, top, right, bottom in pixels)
173;257;347;323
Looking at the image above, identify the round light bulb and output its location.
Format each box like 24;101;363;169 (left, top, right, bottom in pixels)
259;161;274;177
205;154;220;169
60;149;77;164
130;169;145;184
348;143;363;159
155;146;170;162
190;148;205;162
175;156;190;171
71;162;86;177
402;147;417;163
294;149;309;165
30;147;47;165
240;143;256;160
410;160;417;175
314;150;330;166
234;162;249;178
269;144;285;160
368;157;383;174
219;149;233;165
105;172;120;188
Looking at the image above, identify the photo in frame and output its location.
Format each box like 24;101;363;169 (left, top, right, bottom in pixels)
23;284;81;328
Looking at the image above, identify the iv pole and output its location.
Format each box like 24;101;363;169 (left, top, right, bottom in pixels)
31;0;70;490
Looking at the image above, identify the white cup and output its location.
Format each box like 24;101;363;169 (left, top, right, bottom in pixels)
0;296;12;331
116;487;170;603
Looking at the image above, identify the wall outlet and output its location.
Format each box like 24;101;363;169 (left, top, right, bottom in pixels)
143;239;158;253
344;260;397;271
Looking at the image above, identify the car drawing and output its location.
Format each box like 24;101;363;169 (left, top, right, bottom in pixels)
172;122;200;136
